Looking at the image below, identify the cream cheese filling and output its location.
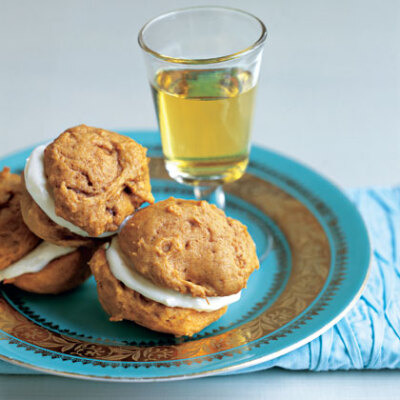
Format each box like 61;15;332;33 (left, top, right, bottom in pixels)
0;242;75;281
106;237;241;312
24;144;115;238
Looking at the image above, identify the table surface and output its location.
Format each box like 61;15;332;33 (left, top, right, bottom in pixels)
0;0;399;398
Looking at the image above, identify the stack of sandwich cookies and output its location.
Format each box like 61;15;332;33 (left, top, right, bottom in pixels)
0;168;92;294
90;198;259;337
1;125;154;294
1;124;259;336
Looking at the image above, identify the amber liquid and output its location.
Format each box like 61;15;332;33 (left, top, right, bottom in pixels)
151;68;256;184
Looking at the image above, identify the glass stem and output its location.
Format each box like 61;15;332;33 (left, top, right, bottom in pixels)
193;185;226;209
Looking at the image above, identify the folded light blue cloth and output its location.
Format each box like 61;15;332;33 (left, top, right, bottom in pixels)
237;186;400;373
1;187;399;374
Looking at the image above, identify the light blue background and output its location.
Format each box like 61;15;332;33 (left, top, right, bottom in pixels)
0;0;398;399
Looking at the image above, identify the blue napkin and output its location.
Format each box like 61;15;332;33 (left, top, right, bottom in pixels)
1;187;399;374
236;186;400;373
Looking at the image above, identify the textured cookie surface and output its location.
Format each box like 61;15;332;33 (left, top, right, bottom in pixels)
119;198;259;298
43;125;154;237
5;247;93;294
20;176;94;247
0;168;40;270
89;248;226;337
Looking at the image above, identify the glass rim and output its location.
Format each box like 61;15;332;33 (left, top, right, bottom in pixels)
138;6;267;65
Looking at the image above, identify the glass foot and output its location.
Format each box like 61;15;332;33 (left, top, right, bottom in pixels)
193;185;226;209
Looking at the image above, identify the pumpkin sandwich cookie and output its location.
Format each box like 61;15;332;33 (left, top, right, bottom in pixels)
90;197;259;337
20;124;154;246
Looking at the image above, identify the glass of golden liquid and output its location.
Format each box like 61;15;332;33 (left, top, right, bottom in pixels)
139;6;267;208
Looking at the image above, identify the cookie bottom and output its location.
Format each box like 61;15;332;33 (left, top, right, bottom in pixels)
89;248;227;337
4;247;93;294
20;174;93;247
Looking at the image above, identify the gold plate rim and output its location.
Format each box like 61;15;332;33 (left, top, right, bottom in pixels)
0;264;371;382
0;145;372;381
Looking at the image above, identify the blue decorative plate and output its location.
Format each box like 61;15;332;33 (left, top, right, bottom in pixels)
0;131;370;381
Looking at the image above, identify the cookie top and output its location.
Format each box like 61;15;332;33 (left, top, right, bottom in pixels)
0;168;40;270
118;198;259;298
43;125;154;237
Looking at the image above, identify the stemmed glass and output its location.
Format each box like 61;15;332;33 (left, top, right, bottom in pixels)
138;6;267;209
